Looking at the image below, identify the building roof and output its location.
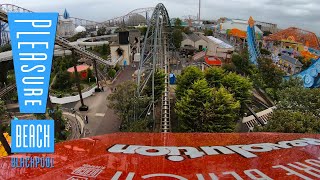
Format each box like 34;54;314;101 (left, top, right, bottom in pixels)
182;33;202;42
280;55;303;66
188;33;201;42
220;20;263;34
67;64;90;73
206;36;234;49
182;33;189;41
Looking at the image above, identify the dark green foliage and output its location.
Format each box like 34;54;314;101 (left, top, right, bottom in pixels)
173;29;183;49
97;27;106;36
204;67;225;88
87;68;94;82
222;63;236;72
257;110;320;133
201;87;240;132
174;18;182;28
52;56;74;75
175;79;240;132
52;71;73;90
276;86;320;117
0;44;11;52
107;81;151;125
137;26;148;36
175;66;204;100
221;72;253;106
204;29;213;36
34;114;47;120
175;79;212;132
144;70;165;101
114;64;120;72
260;48;271;55
68;32;87;42
183;27;192;34
108;69;116;78
0;100;6;120
263;31;272;36
257;58;285;89
231;51;254;76
121;119;152;132
100;44;110;56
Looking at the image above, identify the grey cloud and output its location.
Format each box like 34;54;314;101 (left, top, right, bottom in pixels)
2;0;320;35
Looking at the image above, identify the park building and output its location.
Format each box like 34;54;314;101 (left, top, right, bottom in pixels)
57;9;76;37
181;33;208;51
217;19;263;40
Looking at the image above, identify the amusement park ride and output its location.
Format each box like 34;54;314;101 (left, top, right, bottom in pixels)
0;3;320;179
248;17;320;88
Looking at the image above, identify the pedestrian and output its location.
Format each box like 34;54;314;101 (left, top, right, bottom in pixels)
85;115;88;124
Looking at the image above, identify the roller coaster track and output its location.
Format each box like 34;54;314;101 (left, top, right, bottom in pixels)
0;4;154;28
0;8;118;67
136;3;172;133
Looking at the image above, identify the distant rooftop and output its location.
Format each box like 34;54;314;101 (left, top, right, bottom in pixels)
280;54;303;66
206;36;234;49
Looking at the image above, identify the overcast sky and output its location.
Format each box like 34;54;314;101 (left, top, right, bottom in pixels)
3;0;320;35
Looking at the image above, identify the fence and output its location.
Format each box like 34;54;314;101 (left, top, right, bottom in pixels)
50;86;97;104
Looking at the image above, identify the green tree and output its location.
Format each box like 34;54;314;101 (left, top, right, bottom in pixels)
144;70;165;101
263;31;272;36
231;51;254;76
107;81;151;124
53;71;73;90
221;72;253;106
108;69;116;79
276;86;320;117
201;87;240;132
0;100;6;120
87;68;94;82
34;114;47;120
204;67;225;88
0;44;12;52
175;79;212;132
183;27;192;34
172;29;183;49
174;18;182;29
260;49;271;55
176;66;204;99
257;58;285;89
97;27;106;36
257;110;320;133
175;80;240;132
100;44;110;56
204;29;213;36
138;26;148;36
123;119;151;132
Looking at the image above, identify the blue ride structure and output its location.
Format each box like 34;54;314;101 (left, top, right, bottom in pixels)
246;16;260;65
246;17;320;88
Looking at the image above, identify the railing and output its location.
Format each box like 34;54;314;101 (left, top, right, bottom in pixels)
0;9;118;68
60;107;87;138
242;106;276;131
0;84;16;98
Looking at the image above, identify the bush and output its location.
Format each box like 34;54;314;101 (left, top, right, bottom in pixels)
222;63;236;72
108;69;116;78
53;71;73;90
260;49;271;55
256;110;320;133
114;64;120;72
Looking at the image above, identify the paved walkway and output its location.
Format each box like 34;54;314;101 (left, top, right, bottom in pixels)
72;66;136;136
62;112;83;140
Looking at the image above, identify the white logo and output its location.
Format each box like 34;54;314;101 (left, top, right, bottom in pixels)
108;138;320;162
